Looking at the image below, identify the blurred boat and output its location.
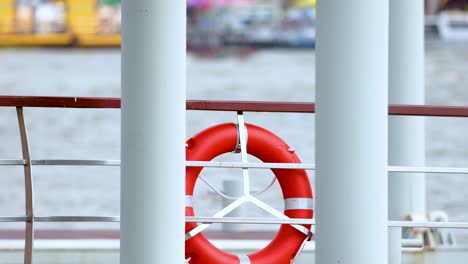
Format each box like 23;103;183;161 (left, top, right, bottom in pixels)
0;0;121;47
0;0;314;48
437;11;468;41
277;7;315;48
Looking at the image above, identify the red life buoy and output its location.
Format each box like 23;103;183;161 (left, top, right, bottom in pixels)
185;123;313;264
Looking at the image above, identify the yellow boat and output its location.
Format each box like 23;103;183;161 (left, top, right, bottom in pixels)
76;33;121;47
0;33;74;46
0;0;121;47
292;0;316;8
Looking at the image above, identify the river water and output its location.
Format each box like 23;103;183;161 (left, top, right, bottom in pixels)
1;42;468;241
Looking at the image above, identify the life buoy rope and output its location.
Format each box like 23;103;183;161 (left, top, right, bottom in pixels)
185;123;313;264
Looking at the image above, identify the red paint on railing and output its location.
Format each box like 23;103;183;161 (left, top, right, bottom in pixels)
0;96;120;108
1;96;468;117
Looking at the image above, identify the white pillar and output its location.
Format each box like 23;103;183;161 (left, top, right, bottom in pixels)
315;1;389;263
389;227;402;264
389;0;426;224
121;1;186;264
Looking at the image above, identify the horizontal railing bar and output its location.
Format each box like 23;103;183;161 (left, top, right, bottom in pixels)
0;96;120;109
186;161;314;169
1;96;468;117
0;216;29;222
34;216;120;222
389;166;468;174
187;217;468;229
389;221;468;229
186;217;312;225
2;215;468;229
189;162;468;174
3;159;468;175
0;159;25;165
187;100;315;113
2;160;314;168
31;160;120;166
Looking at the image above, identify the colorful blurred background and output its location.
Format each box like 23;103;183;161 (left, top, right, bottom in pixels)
0;0;467;48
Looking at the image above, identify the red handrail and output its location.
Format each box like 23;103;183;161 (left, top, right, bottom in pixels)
1;95;468;117
0;96;120;108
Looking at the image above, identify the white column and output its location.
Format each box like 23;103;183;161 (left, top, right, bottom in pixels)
389;0;426;224
389;227;402;264
315;1;389;263
121;1;186;264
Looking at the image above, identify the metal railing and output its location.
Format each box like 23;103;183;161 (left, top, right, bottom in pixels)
2;96;468;263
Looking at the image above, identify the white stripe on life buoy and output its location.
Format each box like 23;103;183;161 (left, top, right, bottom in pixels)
284;198;314;210
238;255;251;264
186;195;193;207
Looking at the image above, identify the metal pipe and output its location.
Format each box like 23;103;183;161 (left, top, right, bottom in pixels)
3;215;468;230
16;107;34;264
7;159;468;175
389;0;426;229
31;159;120;166
121;1;186;263
0;216;29;222
0;159;26;165
315;0;389;263
237;113;251;196
34;216;120;222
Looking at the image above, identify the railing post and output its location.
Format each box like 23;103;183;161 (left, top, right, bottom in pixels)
16;107;34;264
315;0;389;263
389;0;426;231
121;1;186;263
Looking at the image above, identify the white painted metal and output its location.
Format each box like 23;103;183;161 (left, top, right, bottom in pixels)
185;196;248;240
389;0;426;226
389;166;468;175
237;113;251;195
389;227;402;264
121;0;186;263
222;180;245;232
246;195;310;236
185;191;312;239
315;0;389;263
389;221;468;229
